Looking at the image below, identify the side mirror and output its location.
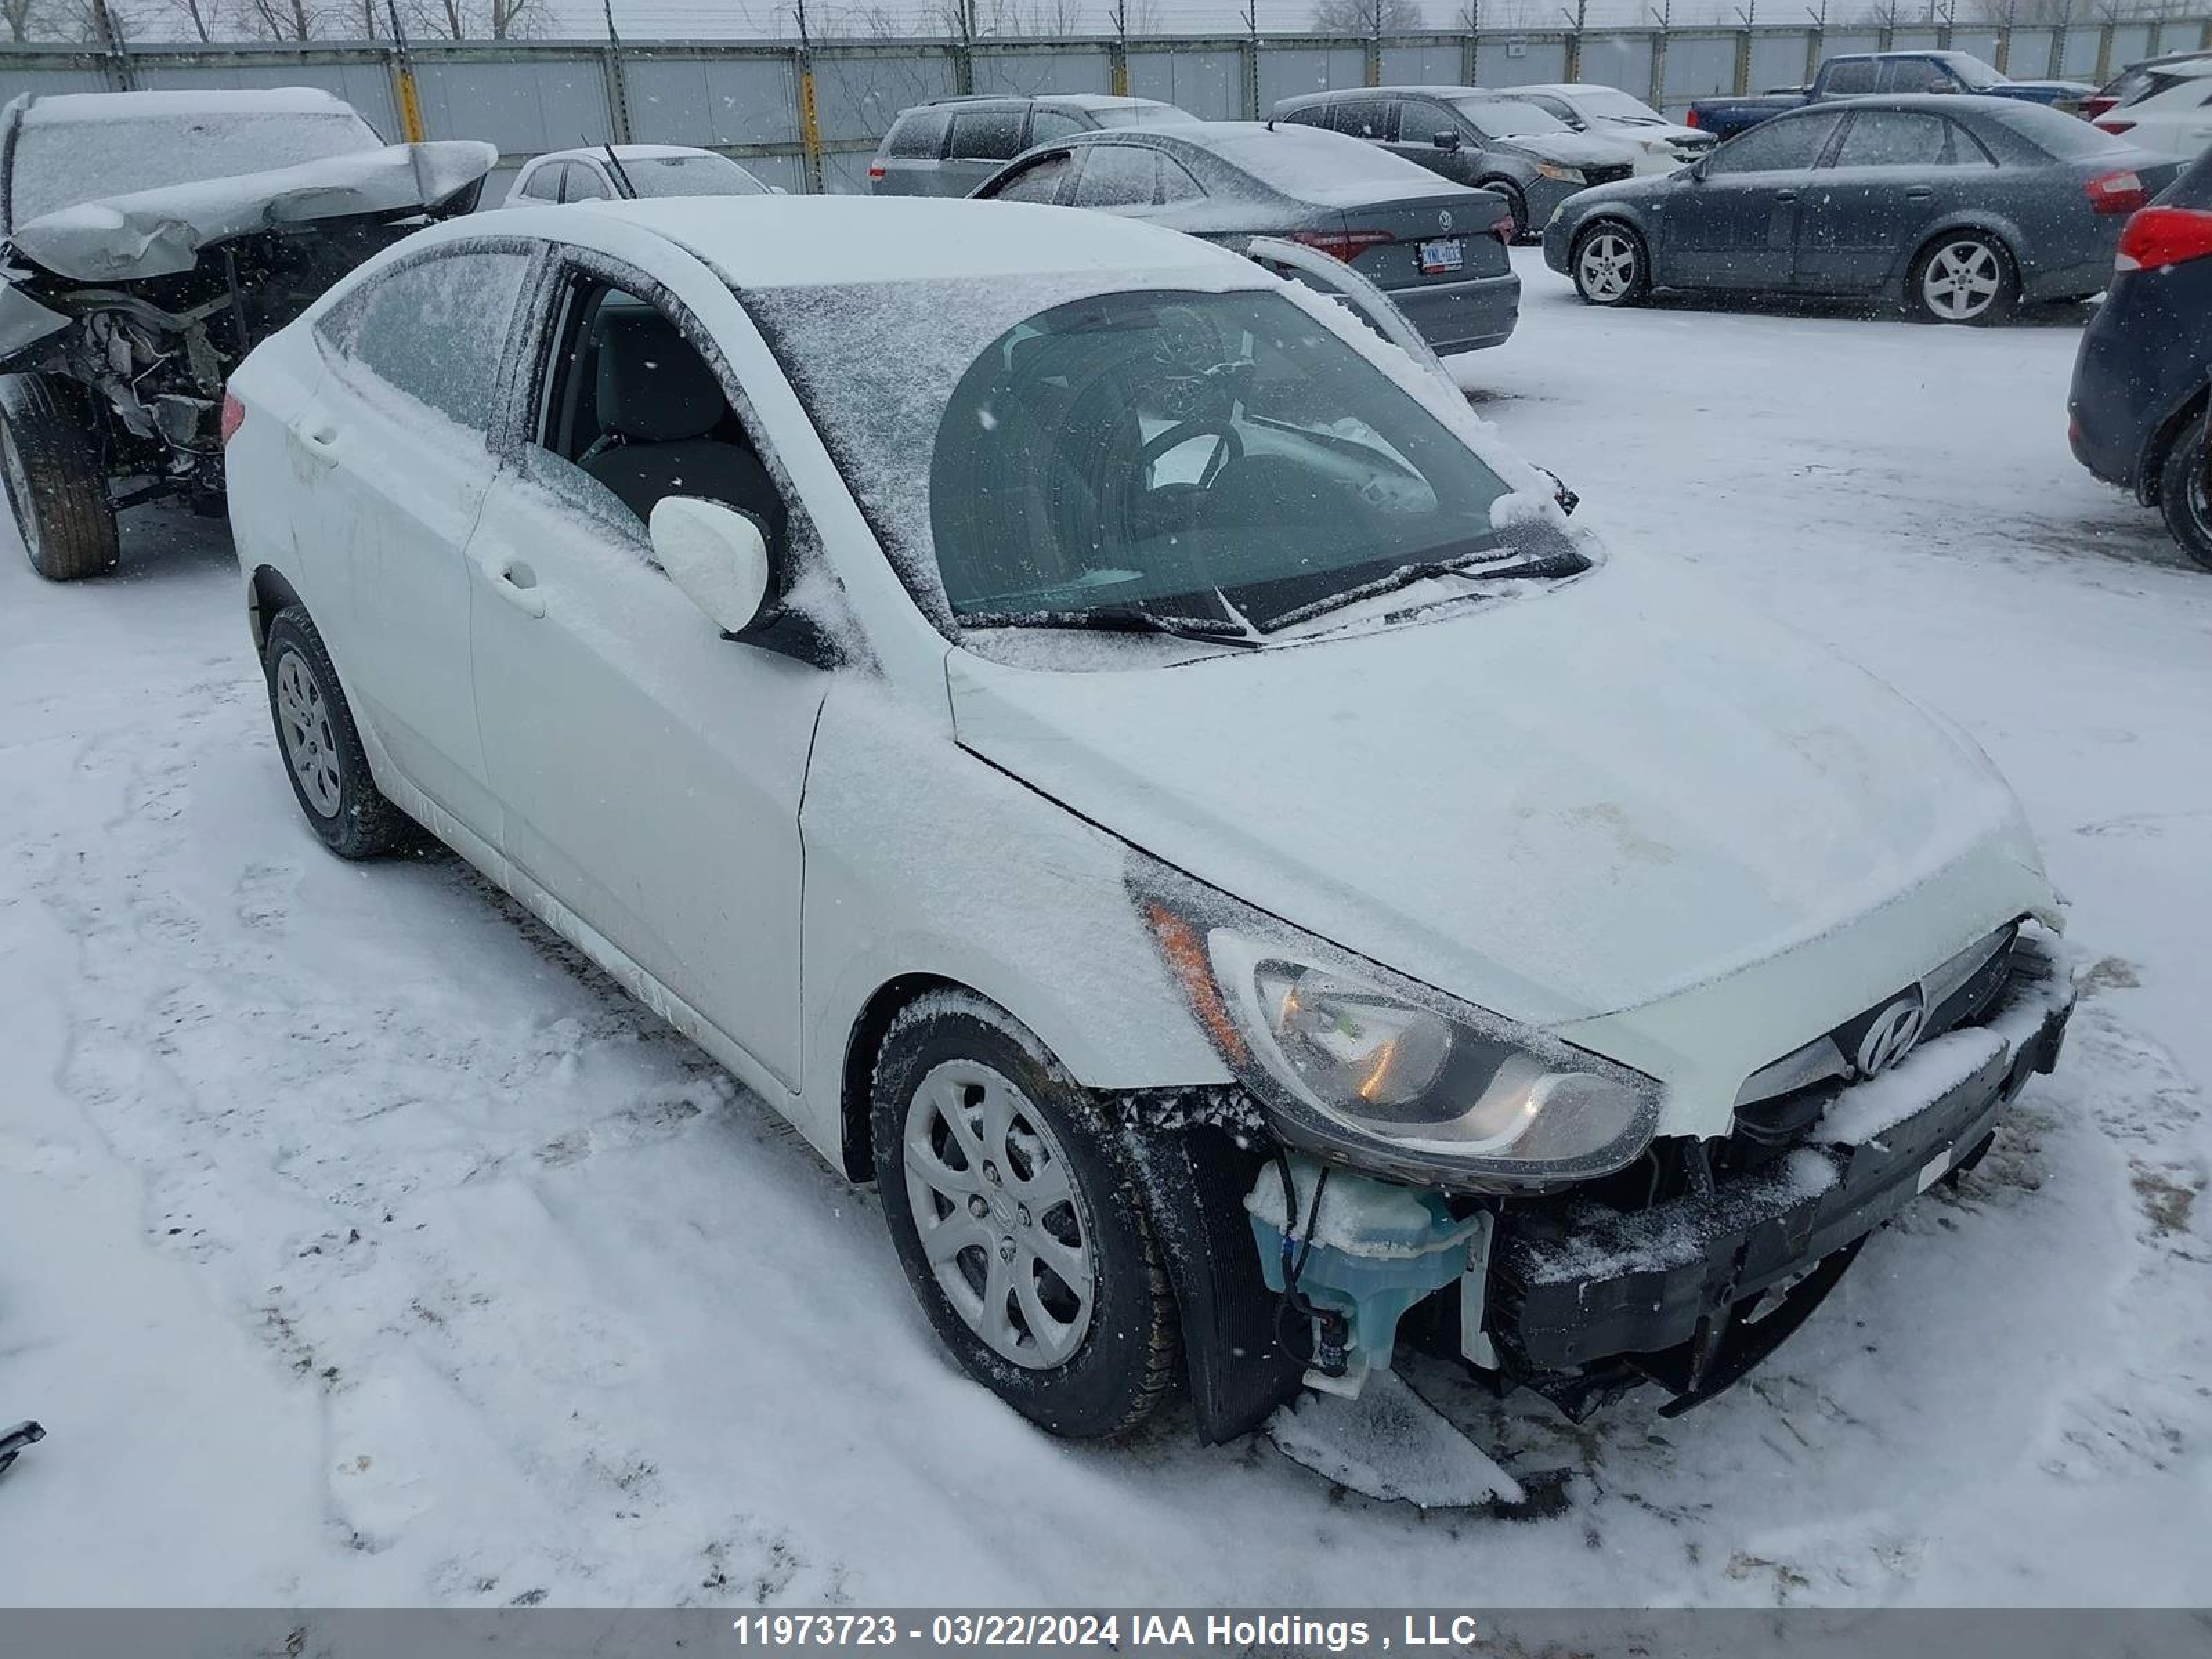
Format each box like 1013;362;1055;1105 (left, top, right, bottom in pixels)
1687;156;1709;182
651;496;771;635
1432;129;1461;152
1537;466;1580;516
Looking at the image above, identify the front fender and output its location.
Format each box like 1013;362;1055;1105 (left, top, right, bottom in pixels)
0;278;69;373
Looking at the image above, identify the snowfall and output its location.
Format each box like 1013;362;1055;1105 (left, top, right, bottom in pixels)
2;249;2209;1610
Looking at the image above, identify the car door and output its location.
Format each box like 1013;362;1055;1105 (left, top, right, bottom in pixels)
297;238;534;839
464;257;828;1087
1662;109;1841;288
1797;109;1987;293
1387;97;1480;185
938;104;1029;197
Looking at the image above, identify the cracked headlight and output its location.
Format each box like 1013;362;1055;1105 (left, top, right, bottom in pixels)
1135;866;1660;1188
1534;162;1586;184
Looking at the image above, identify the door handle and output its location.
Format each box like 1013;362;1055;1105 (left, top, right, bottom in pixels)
1905;186;1933;200
479;552;547;619
1774;190;1798;202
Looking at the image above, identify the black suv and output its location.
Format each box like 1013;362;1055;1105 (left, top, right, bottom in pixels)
867;94;1195;197
2068;147;2212;570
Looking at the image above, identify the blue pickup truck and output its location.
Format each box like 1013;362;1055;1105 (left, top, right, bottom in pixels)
1686;51;2094;140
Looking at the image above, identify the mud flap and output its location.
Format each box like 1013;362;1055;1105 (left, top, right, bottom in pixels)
1118;1123;1306;1444
1644;1234;1869;1418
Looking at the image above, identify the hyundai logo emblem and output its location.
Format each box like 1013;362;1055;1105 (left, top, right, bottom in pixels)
1854;996;1927;1078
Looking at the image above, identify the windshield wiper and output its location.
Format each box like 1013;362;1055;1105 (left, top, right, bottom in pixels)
1256;543;1591;632
975;605;1265;650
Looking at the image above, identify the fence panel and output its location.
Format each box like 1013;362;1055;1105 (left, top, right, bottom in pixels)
2007;27;2054;73
1660;32;1737;103
1127;46;1242;119
1576;34;1654;98
622;52;798;150
410;53;614;158
971;45;1112;96
0;59;115;107
1890;28;1941;53
1255;44;1367;110
2058;26;2103;77
1473;37;1570;87
811;48;957;152
2110;24;2155;72
1747;32;1809;95
1949;30;2002;65
133;57;400;138
1380;42;1466;86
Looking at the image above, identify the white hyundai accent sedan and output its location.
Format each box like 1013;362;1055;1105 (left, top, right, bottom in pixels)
223;197;2076;1443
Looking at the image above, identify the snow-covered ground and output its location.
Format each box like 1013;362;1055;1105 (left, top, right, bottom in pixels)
2;250;2208;1608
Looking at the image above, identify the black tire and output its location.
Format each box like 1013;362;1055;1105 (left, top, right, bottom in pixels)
261;606;413;860
870;991;1179;1440
1483;180;1529;243
2155;409;2212;574
1906;230;2017;326
1;373;119;581
1570;219;1652;308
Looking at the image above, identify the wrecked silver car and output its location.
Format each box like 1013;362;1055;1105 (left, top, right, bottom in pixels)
0;88;494;580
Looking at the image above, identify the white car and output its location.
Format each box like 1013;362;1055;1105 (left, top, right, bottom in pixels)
505;143;776;205
223;197;2077;1443
1487;83;1716;174
2093;57;2212;158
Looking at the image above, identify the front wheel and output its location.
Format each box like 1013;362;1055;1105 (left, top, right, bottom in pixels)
870;992;1180;1439
1571;221;1651;307
1484;181;1530;243
2156;410;2212;574
1;373;119;581
1908;232;2017;326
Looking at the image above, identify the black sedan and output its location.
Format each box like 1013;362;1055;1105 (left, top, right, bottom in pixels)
2068;147;2212;568
973;122;1521;356
1542;95;2181;324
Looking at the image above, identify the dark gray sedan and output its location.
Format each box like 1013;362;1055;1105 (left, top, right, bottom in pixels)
1541;95;2182;323
973;122;1521;355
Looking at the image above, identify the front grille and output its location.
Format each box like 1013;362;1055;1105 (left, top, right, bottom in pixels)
1583;163;1635;187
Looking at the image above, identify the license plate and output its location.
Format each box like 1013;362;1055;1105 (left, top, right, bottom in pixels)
1417;237;1465;275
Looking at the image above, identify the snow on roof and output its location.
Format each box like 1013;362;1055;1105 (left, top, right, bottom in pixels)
1044;93;1173;110
537;143;721;162
588;196;1250;290
12;87;353;126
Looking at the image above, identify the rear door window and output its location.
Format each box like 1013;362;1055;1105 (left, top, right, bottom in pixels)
1071;144;1159;207
563;162;613;201
1156;154;1204;203
518;162;562;200
1827;109;1953;166
948;106;1027;162
1030;107;1085;144
317;247;532;432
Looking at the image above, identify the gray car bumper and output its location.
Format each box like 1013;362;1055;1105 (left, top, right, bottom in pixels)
1387;268;1522;355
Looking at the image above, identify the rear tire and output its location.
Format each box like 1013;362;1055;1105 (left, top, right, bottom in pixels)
1;373;119;581
2155;410;2212;574
261;606;413;860
870;991;1180;1440
1571;220;1651;308
1906;231;2017;326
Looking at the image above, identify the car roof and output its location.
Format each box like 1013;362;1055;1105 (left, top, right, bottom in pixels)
529;144;718;165
535;196;1253;290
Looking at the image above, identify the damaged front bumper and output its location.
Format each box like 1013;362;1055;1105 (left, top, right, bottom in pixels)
1483;932;2076;1415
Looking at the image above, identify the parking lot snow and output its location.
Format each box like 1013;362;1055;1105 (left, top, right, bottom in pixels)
2;250;2208;1608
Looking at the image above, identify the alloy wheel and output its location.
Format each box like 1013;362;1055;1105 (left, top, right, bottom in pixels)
1578;231;1637;303
901;1058;1095;1369
1920;239;2003;322
274;648;343;817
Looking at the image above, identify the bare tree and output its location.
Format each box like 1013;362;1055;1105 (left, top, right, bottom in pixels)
404;0;545;37
1309;0;1421;32
0;0;48;41
234;0;319;38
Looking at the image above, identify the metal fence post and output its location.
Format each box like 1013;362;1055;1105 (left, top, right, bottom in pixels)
602;47;634;142
88;0;134;91
2092;21;2112;82
1246;0;1263;120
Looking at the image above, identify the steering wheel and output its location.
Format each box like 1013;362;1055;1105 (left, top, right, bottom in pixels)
1136;418;1244;491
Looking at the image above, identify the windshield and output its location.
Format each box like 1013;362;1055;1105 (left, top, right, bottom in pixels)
10;106;382;227
620;153;769;198
1452;98;1572;138
749;281;1519;635
1939;53;2007;90
1568;88;1668;124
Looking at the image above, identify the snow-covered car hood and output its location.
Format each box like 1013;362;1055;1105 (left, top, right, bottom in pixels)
7;140;498;283
1508;132;1645;171
946;556;2052;1030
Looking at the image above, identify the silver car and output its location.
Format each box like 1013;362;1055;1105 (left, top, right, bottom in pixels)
868;93;1197;197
